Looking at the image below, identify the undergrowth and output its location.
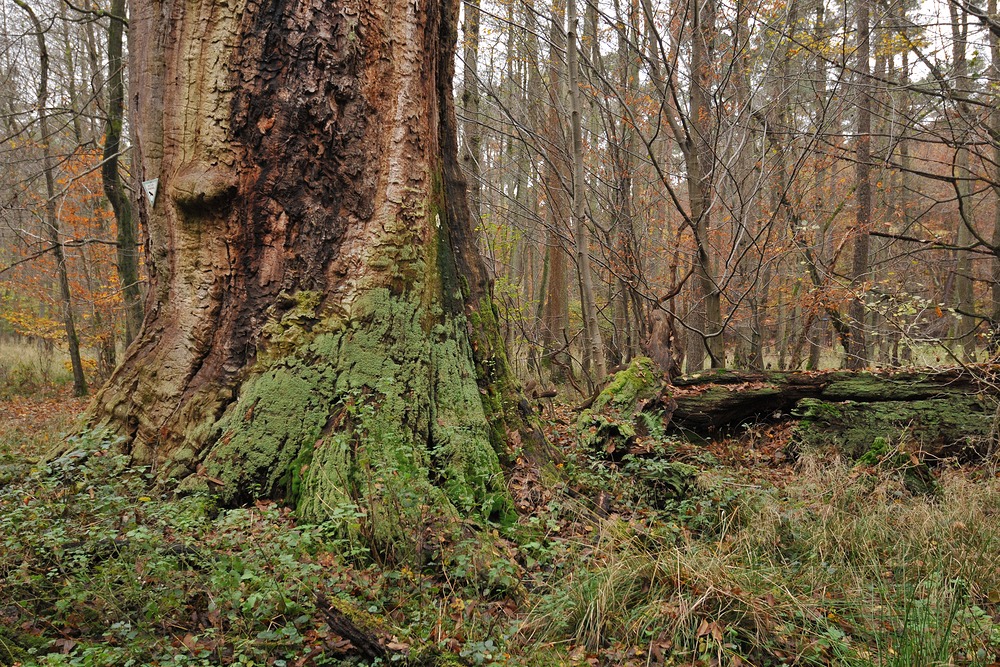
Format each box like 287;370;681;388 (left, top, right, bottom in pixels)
2;386;999;666
519;427;1000;666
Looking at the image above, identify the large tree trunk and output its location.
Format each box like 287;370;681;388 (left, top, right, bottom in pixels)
88;0;539;560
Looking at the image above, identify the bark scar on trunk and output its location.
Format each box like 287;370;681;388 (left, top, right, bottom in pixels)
170;162;238;213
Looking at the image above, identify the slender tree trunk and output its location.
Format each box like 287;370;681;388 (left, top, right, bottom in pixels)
14;0;88;396
567;0;606;382
807;0;828;370
59;2;85;145
611;0;645;365
88;0;542;560
949;2;977;360
687;0;723;369
847;0;871;370
771;3;798;370
733;20;763;370
541;0;572;381
103;0;144;348
461;0;482;223
990;0;1000;329
523;0;547;376
888;0;911;364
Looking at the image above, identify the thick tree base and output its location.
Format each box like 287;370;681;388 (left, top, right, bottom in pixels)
91;288;516;563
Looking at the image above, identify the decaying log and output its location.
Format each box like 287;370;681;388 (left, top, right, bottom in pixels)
667;367;992;428
660;366;999;460
315;595;390;661
583;359;999;461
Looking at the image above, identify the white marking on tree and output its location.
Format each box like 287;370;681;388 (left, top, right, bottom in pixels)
142;178;159;207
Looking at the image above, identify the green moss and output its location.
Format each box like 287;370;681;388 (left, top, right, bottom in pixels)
198;288;513;559
466;297;522;463
578;358;661;459
794;395;993;461
794;397;843;422
858;436;940;496
858;436;892;466
590;357;659;416
206;361;332;501
0;623;47;663
822;373;942;401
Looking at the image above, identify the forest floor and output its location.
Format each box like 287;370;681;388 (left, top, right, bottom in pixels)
2;374;1000;666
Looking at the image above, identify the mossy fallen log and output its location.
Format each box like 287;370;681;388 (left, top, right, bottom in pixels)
587;360;998;462
791;395;994;461
662;366;998;460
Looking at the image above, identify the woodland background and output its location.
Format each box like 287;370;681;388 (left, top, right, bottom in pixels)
2;2;1000;665
2;0;999;395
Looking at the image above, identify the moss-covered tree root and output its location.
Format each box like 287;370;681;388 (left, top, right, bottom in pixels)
161;288;515;563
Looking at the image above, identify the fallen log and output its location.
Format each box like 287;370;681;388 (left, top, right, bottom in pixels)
583;359;999;462
664;366;999;460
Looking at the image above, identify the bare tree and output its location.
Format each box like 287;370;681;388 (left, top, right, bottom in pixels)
12;0;87;395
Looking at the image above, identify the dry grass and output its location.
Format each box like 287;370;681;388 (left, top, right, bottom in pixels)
524;453;1000;665
0;337;76;397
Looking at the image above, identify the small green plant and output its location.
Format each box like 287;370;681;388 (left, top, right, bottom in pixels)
858;435;939;496
620;455;698;508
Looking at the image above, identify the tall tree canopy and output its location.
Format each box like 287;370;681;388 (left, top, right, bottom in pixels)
88;0;536;559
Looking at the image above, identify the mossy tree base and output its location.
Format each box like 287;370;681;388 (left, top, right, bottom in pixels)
170;288;514;561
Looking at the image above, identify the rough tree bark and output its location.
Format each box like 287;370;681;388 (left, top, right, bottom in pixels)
88;0;541;560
